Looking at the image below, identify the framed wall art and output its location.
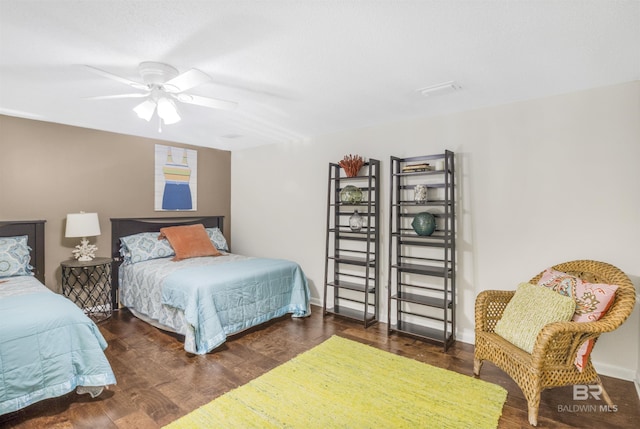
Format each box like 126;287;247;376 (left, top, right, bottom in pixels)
154;144;197;211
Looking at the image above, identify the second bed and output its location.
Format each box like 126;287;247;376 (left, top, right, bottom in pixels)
111;216;311;355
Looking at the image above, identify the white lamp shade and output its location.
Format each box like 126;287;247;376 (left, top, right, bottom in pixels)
157;97;181;124
133;99;157;121
65;213;101;238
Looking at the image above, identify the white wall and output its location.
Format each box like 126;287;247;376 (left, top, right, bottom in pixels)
231;81;640;380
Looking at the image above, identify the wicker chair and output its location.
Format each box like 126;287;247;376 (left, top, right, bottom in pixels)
474;260;636;426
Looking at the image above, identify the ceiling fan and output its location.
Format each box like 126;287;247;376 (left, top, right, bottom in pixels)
84;61;237;130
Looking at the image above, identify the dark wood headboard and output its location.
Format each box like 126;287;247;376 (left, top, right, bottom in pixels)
110;216;224;309
0;220;46;283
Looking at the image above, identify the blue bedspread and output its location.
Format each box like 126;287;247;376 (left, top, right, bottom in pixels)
0;288;116;415
161;258;311;354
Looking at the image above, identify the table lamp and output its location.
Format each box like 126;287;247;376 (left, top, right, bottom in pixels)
65;212;101;261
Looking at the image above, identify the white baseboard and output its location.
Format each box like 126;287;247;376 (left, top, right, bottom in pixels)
457;327;475;346
592;360;636;382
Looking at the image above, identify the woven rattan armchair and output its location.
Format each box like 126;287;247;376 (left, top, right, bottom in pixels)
474;260;636;426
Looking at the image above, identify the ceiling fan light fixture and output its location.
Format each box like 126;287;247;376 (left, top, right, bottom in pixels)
157;97;181;125
133;99;156;121
86;61;236;129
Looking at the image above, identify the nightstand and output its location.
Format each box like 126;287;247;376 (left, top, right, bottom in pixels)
61;257;113;322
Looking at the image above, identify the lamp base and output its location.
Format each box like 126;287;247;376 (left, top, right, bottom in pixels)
72;237;98;262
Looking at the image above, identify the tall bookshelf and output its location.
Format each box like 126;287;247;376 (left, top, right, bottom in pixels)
323;159;380;327
387;151;456;350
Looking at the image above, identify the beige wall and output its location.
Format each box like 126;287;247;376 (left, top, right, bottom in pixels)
0;115;231;291
231;81;640;380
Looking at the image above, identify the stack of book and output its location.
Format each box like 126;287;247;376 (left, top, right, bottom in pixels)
402;163;432;173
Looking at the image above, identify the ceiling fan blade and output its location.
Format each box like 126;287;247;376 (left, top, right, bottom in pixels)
85;93;148;100
84;65;148;90
175;93;237;110
163;69;211;93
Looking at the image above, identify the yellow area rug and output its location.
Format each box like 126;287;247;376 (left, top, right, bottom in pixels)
164;336;507;428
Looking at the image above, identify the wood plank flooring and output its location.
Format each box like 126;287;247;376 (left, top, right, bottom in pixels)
1;305;638;428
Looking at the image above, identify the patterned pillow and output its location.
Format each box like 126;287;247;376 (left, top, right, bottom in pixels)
0;235;33;278
494;282;576;354
537;267;619;371
206;227;229;252
120;232;175;264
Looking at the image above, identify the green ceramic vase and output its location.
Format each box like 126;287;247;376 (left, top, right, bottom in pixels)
340;185;363;204
411;212;436;236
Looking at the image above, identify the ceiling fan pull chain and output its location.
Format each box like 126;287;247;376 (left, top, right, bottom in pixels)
158;115;163;133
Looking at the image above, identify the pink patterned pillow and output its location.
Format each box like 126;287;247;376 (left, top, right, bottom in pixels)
537;268;618;371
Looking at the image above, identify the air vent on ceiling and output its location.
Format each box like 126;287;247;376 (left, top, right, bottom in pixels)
417;81;461;97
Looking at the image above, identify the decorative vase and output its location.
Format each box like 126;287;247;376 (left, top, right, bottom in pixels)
349;210;364;232
411;212;436;236
339;154;364;177
414;184;428;203
340;185;363;204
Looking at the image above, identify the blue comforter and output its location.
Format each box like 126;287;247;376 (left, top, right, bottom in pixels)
0;286;116;415
161;258;310;354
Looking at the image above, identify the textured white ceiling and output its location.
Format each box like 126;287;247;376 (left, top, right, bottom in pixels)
1;1;638;151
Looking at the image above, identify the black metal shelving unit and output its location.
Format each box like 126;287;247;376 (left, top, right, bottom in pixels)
387;151;456;350
323;158;380;327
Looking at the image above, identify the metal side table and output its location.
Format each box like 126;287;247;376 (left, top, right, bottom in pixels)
61;257;113;322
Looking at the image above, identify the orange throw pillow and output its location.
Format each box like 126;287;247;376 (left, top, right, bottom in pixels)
159;224;221;261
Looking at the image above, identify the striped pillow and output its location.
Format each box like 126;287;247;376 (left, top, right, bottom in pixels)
494;282;575;354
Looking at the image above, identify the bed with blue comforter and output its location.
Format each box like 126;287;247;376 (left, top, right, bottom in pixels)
0;275;117;415
1;220;116;416
119;253;311;354
112;216;311;355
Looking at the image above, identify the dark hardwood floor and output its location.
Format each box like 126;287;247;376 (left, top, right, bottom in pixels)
2;305;638;428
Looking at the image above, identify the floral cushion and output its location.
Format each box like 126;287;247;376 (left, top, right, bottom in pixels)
206;227;229;252
537;267;619;371
0;235;32;278
120;232;175;264
494;282;576;354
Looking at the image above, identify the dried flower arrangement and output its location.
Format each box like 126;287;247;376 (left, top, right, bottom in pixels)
339;154;364;177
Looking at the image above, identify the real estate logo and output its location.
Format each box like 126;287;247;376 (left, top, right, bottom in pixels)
557;385;618;413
